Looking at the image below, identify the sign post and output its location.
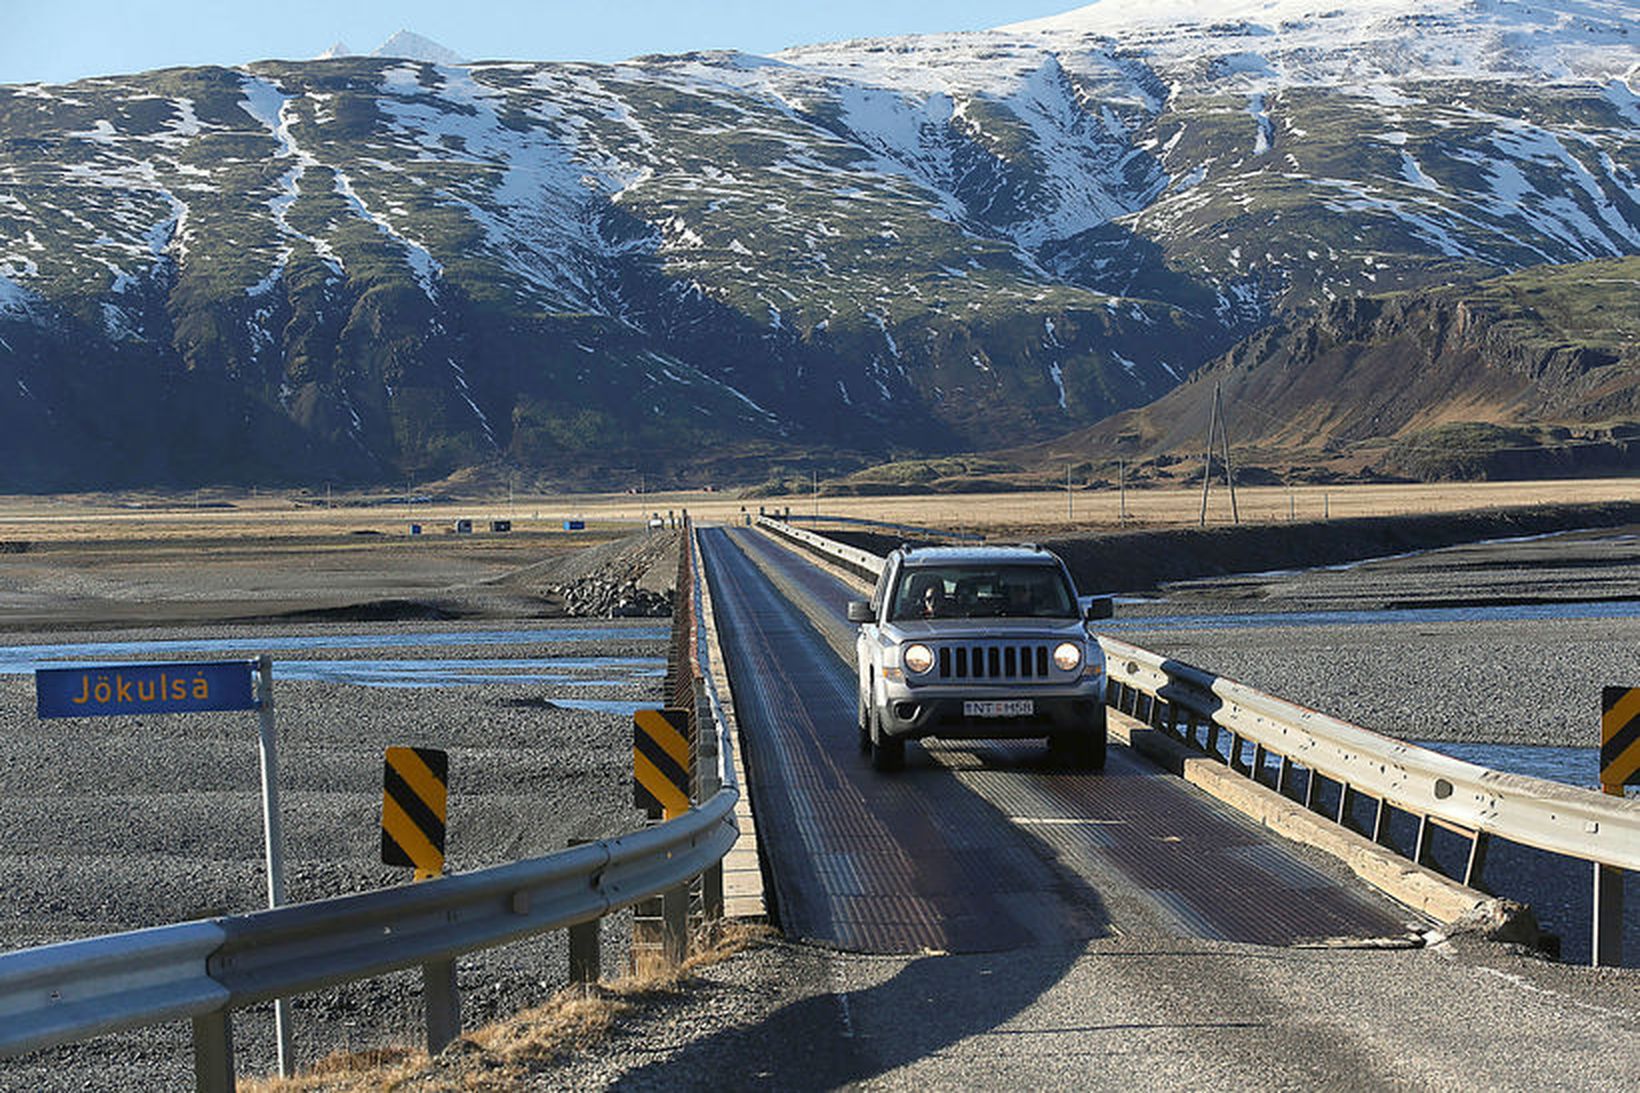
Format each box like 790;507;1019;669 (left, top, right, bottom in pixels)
379;746;457;1055
35;657;293;1075
1596;687;1638;967
254;656;293;1076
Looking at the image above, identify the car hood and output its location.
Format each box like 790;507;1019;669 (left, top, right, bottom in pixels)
884;618;1089;640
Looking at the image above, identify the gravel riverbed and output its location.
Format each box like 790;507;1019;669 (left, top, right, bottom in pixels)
1105;526;1640;750
0;617;666;1090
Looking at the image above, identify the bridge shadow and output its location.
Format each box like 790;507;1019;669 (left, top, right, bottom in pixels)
603;945;1164;1090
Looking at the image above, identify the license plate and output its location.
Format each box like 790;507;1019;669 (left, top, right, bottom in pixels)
964;699;1034;718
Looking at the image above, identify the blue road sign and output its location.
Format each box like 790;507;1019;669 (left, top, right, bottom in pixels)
36;661;257;719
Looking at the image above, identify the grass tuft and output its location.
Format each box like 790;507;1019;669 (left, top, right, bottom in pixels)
243;922;776;1092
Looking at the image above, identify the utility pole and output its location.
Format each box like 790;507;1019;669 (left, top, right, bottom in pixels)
1118;460;1127;525
1216;383;1239;524
1199;392;1218;527
1198;382;1239;525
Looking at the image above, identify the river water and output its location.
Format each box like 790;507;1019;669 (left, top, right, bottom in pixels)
0;626;670;715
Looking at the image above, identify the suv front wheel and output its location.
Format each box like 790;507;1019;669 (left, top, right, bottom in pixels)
867;707;905;772
1048;709;1108;771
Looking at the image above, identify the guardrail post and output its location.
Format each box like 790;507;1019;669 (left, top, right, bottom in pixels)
568;918;601;984
1371;796;1392;846
423;958;460;1056
192;1010;234;1093
1414;815;1436;868
1593;862;1623;967
1336;783;1356;832
566;837;602;983
1463;831;1491;892
695;681;724;923
662;885;689;965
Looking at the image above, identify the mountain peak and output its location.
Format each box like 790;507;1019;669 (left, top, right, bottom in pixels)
370;30;467;66
316;41;352;60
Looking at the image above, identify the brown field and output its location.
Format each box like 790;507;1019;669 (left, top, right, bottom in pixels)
0;477;1634;543
0;478;1632;631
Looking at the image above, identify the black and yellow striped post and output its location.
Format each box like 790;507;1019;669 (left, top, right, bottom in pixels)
633;707;693;968
1594;688;1636;967
634;708;693;819
380;746;459;1054
1602;687;1640;795
381;746;448;881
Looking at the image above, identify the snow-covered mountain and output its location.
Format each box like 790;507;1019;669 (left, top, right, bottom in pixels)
315;32;467;64
0;0;1634;489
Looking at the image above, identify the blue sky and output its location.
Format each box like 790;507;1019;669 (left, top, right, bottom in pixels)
3;1;1080;85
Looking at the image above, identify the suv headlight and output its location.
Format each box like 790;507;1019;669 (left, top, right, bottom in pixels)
903;643;935;675
1052;642;1083;672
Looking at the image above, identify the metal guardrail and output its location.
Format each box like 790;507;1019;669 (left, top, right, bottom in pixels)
761;518;1638;960
1100;637;1640;872
0;522;740;1089
757;516;887;583
781;511;986;542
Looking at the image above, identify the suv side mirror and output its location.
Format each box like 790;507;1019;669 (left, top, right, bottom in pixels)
846;600;875;624
1082;595;1114;621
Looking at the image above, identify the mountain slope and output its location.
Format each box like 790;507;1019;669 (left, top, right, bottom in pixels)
1;1;1636;489
1008;255;1640;482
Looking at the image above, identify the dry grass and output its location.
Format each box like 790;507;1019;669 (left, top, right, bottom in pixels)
240;923;777;1092
0;478;1634;544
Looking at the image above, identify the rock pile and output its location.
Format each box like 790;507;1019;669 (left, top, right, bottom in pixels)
548;577;674;618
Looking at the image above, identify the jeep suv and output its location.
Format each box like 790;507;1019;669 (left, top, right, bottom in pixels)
847;544;1108;772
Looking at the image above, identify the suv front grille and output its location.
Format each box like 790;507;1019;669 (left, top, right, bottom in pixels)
936;643;1052;681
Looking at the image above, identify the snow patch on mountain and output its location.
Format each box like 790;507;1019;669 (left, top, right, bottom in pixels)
373;65;619;311
1001;0;1638;84
0;269;33;317
373;31;467;66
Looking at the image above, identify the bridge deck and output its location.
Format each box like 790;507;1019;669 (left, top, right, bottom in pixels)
700;526;1419;954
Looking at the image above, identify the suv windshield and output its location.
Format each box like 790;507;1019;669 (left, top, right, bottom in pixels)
890;564;1077;621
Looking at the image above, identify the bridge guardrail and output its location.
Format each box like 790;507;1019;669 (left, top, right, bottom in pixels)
0;521;739;1089
781;512;986;542
759;517;1638;958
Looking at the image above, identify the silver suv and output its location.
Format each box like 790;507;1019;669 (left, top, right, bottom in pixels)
847;544;1108;772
